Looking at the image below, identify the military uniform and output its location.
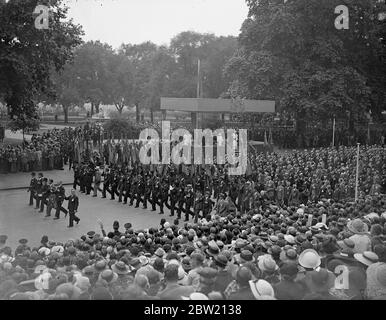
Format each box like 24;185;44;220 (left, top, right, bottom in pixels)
54;184;66;219
28;174;37;206
184;185;194;221
143;176;152;209
169;183;178;217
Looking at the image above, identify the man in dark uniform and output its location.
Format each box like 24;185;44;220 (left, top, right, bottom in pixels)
102;167;111;199
79;165;86;193
123;173;131;204
176;183;185;220
110;170;118;201
169;181;178;217
129;174;138;206
202;190;215;220
28;172;37;206
65;189;80;228
118;173;125;203
159;179;169;215
54;181;66;220
143;176;152;209
85;167;93;195
135;174;145;208
39;178;49;213
73;164;80;190
35;173;44;210
193;189;203;223
151;178;161;212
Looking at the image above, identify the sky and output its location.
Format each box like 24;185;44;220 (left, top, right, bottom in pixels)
65;0;249;49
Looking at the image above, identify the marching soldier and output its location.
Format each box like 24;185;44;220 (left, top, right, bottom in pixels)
176;182;185;220
54;181;66;220
73;164;80;190
184;184;194;222
45;183;56;217
102;167;110;199
39;178;49;213
35;173;44;210
202;190;215;220
118;173;125;203
151;178;161;212
193;189;203;223
159;178;169;215
135;174;145;208
169;181;178;217
143;175;152;209
28;172;37;206
123;172;131;205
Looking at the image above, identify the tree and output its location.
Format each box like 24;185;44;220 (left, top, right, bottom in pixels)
73;41;115;115
0;0;84;125
119;42;159;122
50;64;83;123
225;0;386;126
8;112;39;145
105;52;135;115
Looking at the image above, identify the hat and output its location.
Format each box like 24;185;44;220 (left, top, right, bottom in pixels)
182;292;209;300
38;247;50;257
139;256;149;267
50;246;64;256
93;260;107;272
280;248;298;263
87;231;95;238
298;249;321;270
239;250;255;263
154;248;166;258
284;234;295;245
347;219;369;234
235;239;247;249
258;255;279;273
205;241;220;256
82;266;95;276
354;251;379;266
337;238;355;250
214;254;228;268
124;223;132;229
111;261;130;275
19;239;28;245
0;235;7;243
249;279;275;299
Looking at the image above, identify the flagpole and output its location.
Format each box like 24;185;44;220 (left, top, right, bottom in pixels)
355;143;360;201
332;117;336;147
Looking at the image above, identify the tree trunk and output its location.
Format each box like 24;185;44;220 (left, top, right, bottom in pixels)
91;103;94;117
135;103;140;123
63;105;69;123
150;109;154;123
115;103;124;114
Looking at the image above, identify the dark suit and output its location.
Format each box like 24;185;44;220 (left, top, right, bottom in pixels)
65;195;80;227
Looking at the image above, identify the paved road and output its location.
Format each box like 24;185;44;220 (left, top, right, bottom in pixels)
0;187;177;249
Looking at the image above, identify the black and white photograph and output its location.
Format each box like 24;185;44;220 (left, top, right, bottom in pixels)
0;0;386;305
